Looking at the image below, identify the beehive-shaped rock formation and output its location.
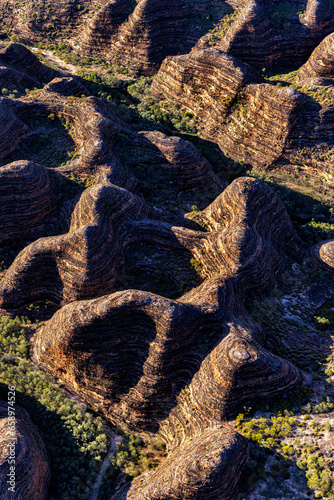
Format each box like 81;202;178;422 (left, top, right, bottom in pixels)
29;177;303;498
0;401;50;500
138;130;227;191
113;426;250;500
0;43;56;80
297;32;334;82
0;161;58;244
152;48;305;167
0;183;149;310
30;178;302;429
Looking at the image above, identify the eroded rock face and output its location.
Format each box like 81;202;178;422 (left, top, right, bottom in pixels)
113;426;250;500
302;0;331;28
138;130;227;191
309;240;334;274
29;178;302;430
160;326;300;449
297;32;334;82
0;77;137;188
0;401;50;500
152;48;305;167
0;41;331;500
0;98;30;164
0;43;57;84
0;183;149;309
3;0;333;74
0;161;58;244
151;48;258;127
28;177;303;498
205;0;333;69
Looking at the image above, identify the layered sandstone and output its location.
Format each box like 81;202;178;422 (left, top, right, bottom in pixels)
1;0;333;74
138;130;227;191
0;77;137;188
152;48;305;167
0;98;30;165
297;32;334;82
0;66;37;92
0;402;50;500
197;0;334;71
113;426;250;500
0;38;331;500
29;178;302;430
0;183;149;310
0;43;57;84
27;177;303;498
0;161;58;244
309;240;334;274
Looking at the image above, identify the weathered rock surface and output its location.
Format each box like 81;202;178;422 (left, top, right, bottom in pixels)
198;0;334;71
160;325;300;449
309;240;334;274
0;42;58;94
0;65;36;92
138;130;227;191
0;77;137;187
3;0;333;74
0;401;50;500
151;48;258;128
112;426;249;500
297;32;334;82
0;183;149;310
28;177;303;498
29;178;302;428
0;35;332;500
302;0;332;29
0;98;30;165
0;161;58;244
152;48;305;167
0;43;57;84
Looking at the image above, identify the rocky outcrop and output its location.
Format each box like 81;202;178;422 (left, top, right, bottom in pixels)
0;183;149;310
28;177;303;498
0;98;30;165
2;0;88;43
218;84;304;167
2;0;334;74
138;131;227;191
151;48;258;126
0;66;37;92
191;177;302;286
0;33;331;500
159;325;300;449
0;401;50;500
78;0;134;55
152;48;305;167
29;178;302;428
0;43;57;85
104;0;190;73
0;77;137;187
301;0;331;28
309;240;334;274
42;76;89;97
113;426;250;500
297;32;334;82
281;79;334;168
0;161;58;244
197;0;334;72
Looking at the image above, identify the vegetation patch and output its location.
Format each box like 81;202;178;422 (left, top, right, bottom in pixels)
315;297;334;334
0;317;109;500
98;432;167;498
236;407;334;499
5;112;77;168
